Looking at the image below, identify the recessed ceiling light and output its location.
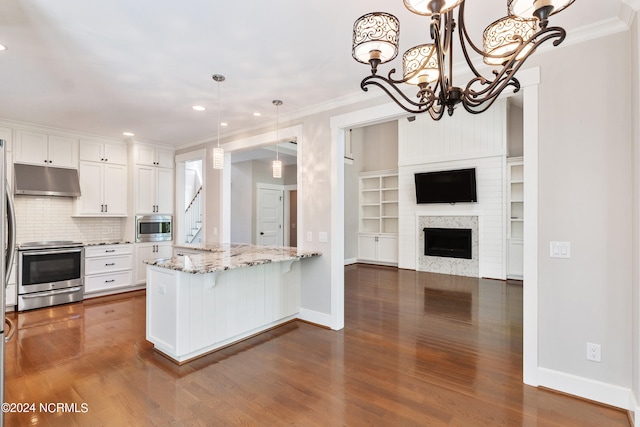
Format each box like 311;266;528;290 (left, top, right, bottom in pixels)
123;132;135;137
0;44;6;51
192;105;206;111
253;112;261;117
221;122;228;127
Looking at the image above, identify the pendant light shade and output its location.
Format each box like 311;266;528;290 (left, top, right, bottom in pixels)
272;100;283;179
212;74;225;170
482;16;536;66
212;146;224;169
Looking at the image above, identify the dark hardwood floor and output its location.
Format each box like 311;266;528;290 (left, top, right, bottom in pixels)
4;264;630;426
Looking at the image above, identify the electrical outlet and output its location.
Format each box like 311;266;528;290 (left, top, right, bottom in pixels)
586;342;601;362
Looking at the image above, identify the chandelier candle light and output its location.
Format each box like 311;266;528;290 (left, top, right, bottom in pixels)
352;0;574;119
272;100;283;179
212;74;225;170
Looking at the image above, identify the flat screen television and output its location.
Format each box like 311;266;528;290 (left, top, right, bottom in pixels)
414;168;477;204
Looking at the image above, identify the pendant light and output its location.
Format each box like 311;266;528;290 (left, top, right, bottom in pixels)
272;100;283;179
212;74;225;170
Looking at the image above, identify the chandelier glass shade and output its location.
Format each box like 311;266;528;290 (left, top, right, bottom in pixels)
352;0;572;119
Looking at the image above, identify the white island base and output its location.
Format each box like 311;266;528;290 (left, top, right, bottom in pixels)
146;260;301;364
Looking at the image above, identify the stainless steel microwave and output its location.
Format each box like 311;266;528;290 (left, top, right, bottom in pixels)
136;215;172;242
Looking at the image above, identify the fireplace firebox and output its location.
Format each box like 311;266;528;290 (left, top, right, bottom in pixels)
424;228;472;259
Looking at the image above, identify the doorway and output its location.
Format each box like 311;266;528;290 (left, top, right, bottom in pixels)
175;149;207;245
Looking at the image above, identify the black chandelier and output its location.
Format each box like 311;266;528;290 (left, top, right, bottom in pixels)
352;0;574;119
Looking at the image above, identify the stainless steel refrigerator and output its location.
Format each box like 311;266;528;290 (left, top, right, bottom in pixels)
1;139;16;427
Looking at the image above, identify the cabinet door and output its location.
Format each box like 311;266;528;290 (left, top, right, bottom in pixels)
507;239;524;279
48;135;78;168
135;166;156;214
0;127;13;151
156;167;174;214
135;243;172;284
104;144;127;165
358;234;378;261
135;146;156;166
103;164;127;215
15;130;48;165
135;244;156;284
77;161;104;215
377;235;398;264
79;141;104;162
156;148;174;168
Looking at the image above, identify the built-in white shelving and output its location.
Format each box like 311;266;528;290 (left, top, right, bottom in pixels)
507;157;524;279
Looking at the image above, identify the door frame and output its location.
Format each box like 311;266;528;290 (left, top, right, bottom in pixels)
175;149;207;245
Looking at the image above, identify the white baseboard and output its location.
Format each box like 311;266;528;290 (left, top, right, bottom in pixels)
630;389;638;426
344;257;357;265
538;367;631;410
297;308;332;329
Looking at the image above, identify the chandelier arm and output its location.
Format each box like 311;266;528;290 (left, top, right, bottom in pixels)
456;2;484;79
430;15;450;97
360;75;436;113
461;25;565;113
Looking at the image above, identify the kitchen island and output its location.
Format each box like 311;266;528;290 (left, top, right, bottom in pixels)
144;243;321;363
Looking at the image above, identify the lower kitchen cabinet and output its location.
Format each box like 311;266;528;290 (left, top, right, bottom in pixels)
84;244;134;296
135;242;172;285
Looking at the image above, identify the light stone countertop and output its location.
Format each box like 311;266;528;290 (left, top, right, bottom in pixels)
144;243;321;274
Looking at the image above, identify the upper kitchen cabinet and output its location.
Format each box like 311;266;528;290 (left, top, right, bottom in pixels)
15;130;78;168
75;161;128;216
134;145;174;168
135;165;173;214
79;140;127;165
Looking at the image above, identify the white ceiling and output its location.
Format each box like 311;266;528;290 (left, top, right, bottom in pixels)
0;0;625;147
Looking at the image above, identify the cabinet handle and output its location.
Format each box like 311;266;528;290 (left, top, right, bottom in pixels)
105;158;108;162
105;249;115;253
105;263;115;266
105;204;108;213
105;279;115;283
100;204;104;212
101;158;104;161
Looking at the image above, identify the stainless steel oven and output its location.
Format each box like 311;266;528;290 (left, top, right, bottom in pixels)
17;241;84;311
136;215;172;242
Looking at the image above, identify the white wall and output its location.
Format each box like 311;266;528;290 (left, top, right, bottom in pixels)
397;101;507;279
528;29;633;403
631;2;640;421
230;161;253;243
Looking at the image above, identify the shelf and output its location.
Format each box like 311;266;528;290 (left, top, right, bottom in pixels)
360;171;398;235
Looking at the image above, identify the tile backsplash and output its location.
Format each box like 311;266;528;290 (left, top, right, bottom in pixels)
14;195;124;243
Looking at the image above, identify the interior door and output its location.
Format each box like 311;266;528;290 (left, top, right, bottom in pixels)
257;187;283;246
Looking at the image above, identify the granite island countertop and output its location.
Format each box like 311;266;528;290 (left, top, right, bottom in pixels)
144;243;321;274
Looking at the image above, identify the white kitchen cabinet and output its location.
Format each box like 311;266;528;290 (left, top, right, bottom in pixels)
15;130;78;168
358;233;398;265
135;165;174;214
135;145;174;168
135;242;172;285
0;126;13;151
84;244;134;296
75;161;127;216
79;140;127;165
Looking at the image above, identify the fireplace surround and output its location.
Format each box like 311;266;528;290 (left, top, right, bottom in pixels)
418;215;479;277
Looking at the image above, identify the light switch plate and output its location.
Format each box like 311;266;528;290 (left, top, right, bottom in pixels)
319;232;328;243
550;241;571;258
307;231;313;242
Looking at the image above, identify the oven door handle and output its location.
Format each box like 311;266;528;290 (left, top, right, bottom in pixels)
21;248;83;257
20;286;83;299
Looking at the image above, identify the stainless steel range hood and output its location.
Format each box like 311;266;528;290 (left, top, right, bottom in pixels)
14;163;81;197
